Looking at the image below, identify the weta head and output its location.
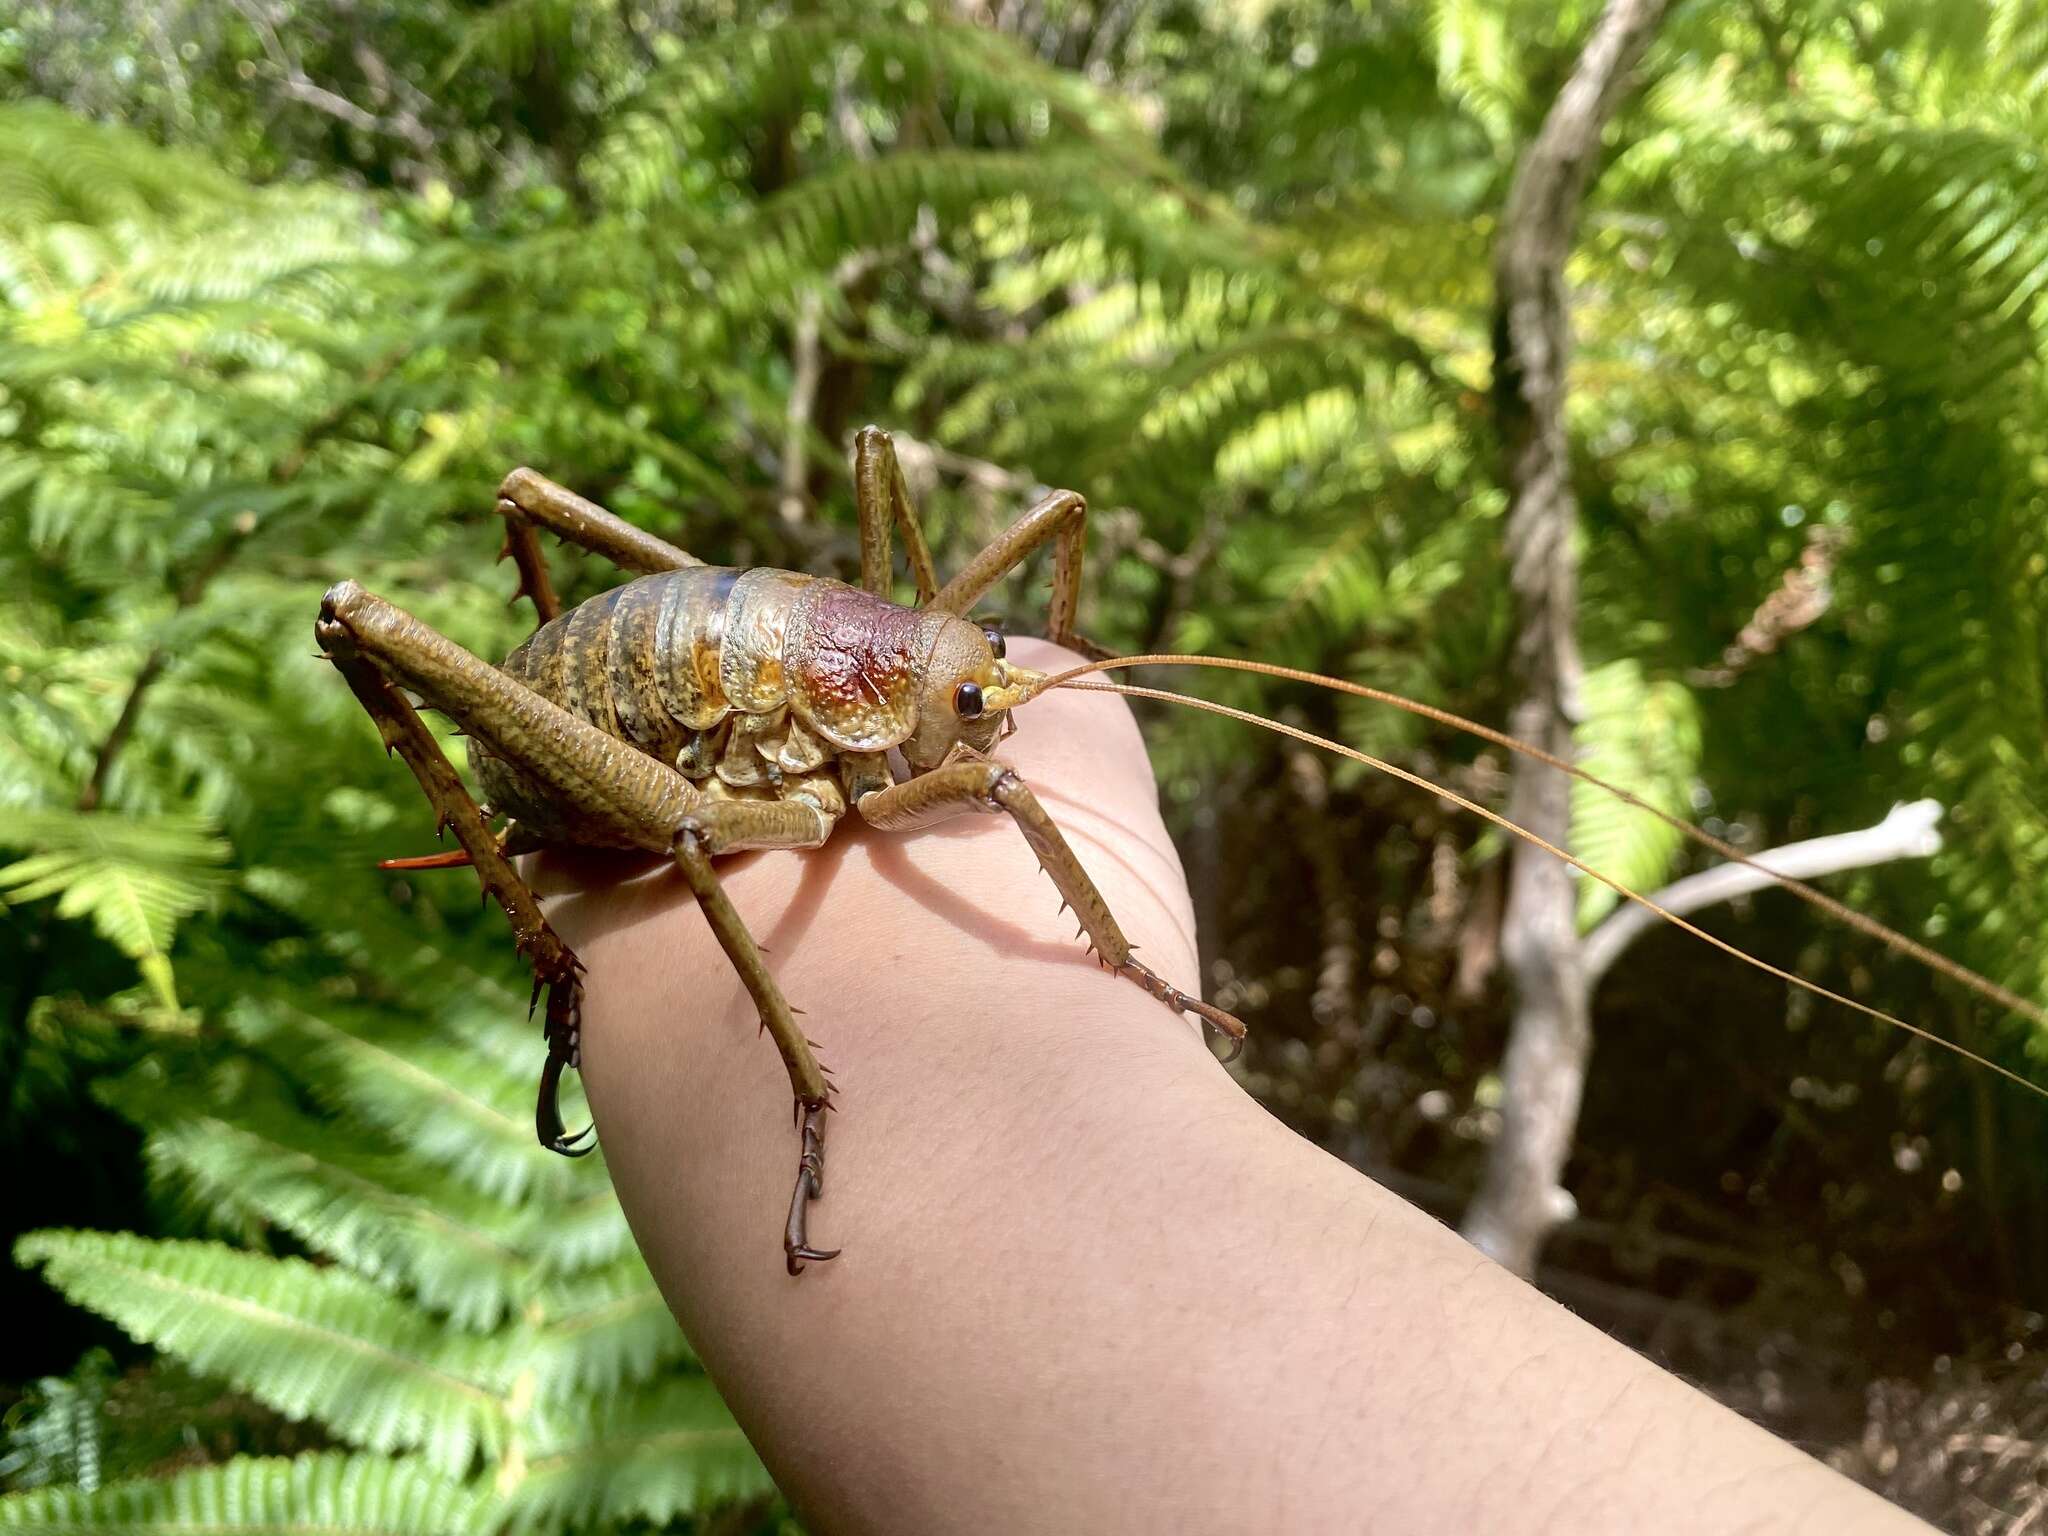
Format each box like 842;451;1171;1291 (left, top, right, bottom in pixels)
899;617;1044;771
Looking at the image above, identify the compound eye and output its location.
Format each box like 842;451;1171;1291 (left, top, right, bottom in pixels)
954;681;985;719
981;626;1006;660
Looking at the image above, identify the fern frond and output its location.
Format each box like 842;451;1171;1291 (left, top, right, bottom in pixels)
591;8;1158;212
0;1353;113;1493
15;1232;507;1472
442;0;582;82
222;996;589;1205
0;1453;492;1536
1570;661;1703;928
507;1379;768;1533
714;149;1265;314
0;104;250;237
108;1080;539;1331
0;809;231;1009
524;1255;686;1401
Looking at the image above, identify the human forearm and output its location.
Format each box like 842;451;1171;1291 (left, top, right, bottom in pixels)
536;647;1923;1535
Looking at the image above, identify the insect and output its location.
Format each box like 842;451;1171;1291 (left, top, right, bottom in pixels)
315;427;1242;1275
319;427;2048;1275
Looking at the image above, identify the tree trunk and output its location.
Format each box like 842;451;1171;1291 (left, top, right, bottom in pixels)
1461;0;1671;1277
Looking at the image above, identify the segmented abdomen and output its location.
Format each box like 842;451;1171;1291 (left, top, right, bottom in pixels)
497;565;799;751
473;564;929;840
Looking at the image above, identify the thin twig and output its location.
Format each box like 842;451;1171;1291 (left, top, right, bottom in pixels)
230;0;434;155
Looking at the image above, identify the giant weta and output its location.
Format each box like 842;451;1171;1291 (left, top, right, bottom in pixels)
316;427;1242;1274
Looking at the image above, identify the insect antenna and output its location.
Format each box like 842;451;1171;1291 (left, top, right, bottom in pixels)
1035;654;2048;1027
1032;661;2048;1104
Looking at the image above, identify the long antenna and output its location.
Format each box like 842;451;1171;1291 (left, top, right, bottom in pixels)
1031;670;2048;1101
1032;652;2048;1031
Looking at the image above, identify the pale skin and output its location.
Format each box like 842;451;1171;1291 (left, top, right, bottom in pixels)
532;638;1929;1536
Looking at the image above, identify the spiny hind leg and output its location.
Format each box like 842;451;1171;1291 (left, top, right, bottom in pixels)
321;583;862;1268
857;756;1246;1057
318;579;711;1153
313;617;592;1152
853;425;941;604
669;796;844;1275
495;468;702;627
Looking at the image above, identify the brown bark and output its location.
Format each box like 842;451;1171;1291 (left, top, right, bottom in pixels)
1461;0;1670;1276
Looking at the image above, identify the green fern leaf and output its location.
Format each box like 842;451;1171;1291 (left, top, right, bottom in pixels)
222;996;591;1206
15;1232;507;1473
0;1452;493;1536
1571;661;1703;929
524;1255;687;1401
506;1378;768;1533
0;810;230;1009
108;1079;541;1331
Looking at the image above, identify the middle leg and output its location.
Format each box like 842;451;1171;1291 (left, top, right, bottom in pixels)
495;467;702;628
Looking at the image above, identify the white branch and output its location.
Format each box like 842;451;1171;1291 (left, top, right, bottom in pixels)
1580;799;1945;986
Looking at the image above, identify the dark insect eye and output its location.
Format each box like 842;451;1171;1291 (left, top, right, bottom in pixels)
981;626;1006;659
954;681;984;718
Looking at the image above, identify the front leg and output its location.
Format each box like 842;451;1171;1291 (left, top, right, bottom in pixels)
857;760;1247;1056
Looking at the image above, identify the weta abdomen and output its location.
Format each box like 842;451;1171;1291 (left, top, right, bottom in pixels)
473;566;897;841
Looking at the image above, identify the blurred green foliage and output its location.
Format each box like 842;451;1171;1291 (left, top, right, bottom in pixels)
4;0;2048;1530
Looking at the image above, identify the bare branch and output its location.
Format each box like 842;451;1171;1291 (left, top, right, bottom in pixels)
779;289;826;528
778;255;881;526
1581;801;1944;985
229;0;434;156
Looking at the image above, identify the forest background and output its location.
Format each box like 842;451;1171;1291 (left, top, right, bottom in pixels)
5;0;2048;1531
